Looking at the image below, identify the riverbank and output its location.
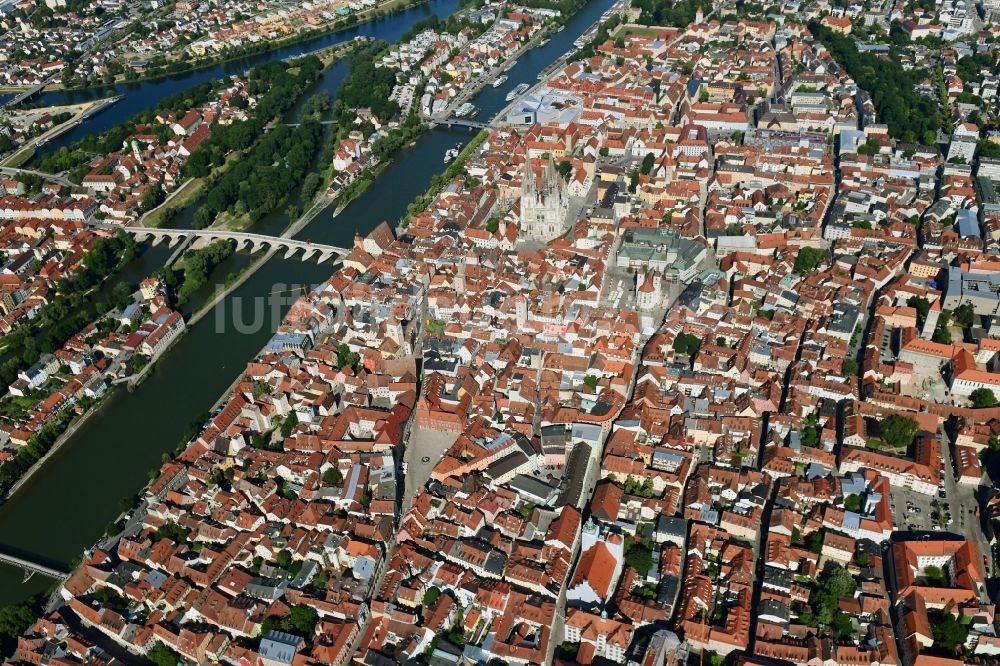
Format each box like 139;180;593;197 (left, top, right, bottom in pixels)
0;96;120;168
401;127;487;228
0;397;109;503
47;0;427;94
435;23;554;121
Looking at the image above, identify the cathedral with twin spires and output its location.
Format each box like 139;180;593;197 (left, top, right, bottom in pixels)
519;155;570;242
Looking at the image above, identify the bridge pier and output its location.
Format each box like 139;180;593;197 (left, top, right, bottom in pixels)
93;225;350;265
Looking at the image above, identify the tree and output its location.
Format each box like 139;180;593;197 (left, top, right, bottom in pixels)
806;565;857;633
924;565;945;586
841;358;858;376
301;172;322;200
0;604;35;656
154;522;189;544
148;642;182;666
831;611;855;637
175;240;233;304
793;247;826;274
287;605;317;635
843;494;861;513
624;535;654;573
673;332;701;356
955;302;976;328
322;467;343;485
423;586;440;606
281;411;299;438
261;604;318;639
139;186;163;213
583;375;598;390
640;152;656;174
857;138;881;156
932;311;952;344
907;296;931;328
880;414;919;449
336;343;360;372
971;388;998;408
931;611;968;651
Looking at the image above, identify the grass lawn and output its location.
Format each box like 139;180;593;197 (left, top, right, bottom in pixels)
0;393;43;421
2;146;35;168
612;24;668;38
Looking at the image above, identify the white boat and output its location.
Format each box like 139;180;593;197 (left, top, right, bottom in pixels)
443;147;460;163
557;25;564;31
492;74;508;87
540;38;550;46
455;102;476;117
506;83;530;101
505;59;518;70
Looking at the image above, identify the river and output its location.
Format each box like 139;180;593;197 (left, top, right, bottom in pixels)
0;0;615;605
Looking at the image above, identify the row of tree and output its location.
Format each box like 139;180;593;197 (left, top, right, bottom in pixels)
183;56;326;180
191;117;324;228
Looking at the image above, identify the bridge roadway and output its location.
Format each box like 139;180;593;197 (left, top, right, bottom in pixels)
1;79;50;109
436;118;492;130
0;550;68;582
0;167;75;187
289;117;492;130
97;225;351;263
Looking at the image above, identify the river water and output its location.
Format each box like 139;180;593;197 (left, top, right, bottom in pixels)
0;0;614;604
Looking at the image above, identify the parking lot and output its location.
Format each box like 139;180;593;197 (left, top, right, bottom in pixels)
890;486;954;533
888;431;993;573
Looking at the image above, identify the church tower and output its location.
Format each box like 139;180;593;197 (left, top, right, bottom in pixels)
520;156;570;243
636;271;660;311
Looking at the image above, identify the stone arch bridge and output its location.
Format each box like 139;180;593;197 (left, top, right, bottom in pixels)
113;227;350;263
